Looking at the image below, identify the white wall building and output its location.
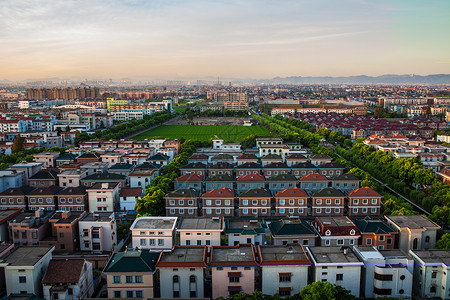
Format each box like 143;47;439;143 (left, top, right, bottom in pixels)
79;212;117;253
130;216;177;251
177;218;223;247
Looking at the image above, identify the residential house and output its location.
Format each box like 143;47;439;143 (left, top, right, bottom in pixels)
121;153;150;166
156;246;208;298
0;246;54;297
385;215;440;253
210;244;258;299
269;218;317;247
267;174;298;193
263;162;289;178
235;162;261;178
290;162;317;179
147;153;170;166
353;217;398;250
211;153;235;164
236;173;266;193
119;188;143;212
0;210;22;242
165;188;200;217
80;173;126;188
311;187;345;217
313;216;360;247
79;212;117;253
104;249;159;299
180;162;207;177
54;153;78;167
178;218;223;247
285;154;308;167
317;162;345;178
76;152;101;164
274;187;308;217
208;162;234;177
27;186;63;211
258;244;311;297
261;154;283;167
238;188;271;217
9;162;43;185
225;218;267;246
42;259;94;300
28;170;59;188
87;182;120;213
0;170;23;194
259;145;290;161
9;209;54;246
173;173;204;192
129;169;158;189
108;163;134;177
56;186;88;212
309;154;332;166
129;216;177;251
57;169;88;188
236;154;258;165
79;162;109;176
353;246;413;299
299;173;329;192
187;154;209;164
348;187;382;217
306;246;363;297
201;188;235;217
100;153;124;168
409;250;450;300
331;173;360;192
0;186;35;210
33;152;60;168
204;174;234;192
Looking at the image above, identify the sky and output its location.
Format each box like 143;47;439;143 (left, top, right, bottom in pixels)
0;0;449;80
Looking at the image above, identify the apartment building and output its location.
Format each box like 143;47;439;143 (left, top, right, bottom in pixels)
269;218;317;247
57;186;88;212
311;187;345;217
79;212;117;253
165;188;200;217
201;188;235;217
313;216;360;247
236;173;266;193
348;186;382;217
87;182;120;213
9;209;54;246
0;186;35;210
130;216;177;251
225;218;267;246
274;187;308;217
177;217;223;247
238;188;271;217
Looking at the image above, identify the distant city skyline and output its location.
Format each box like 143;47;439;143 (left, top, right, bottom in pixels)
1;0;449;80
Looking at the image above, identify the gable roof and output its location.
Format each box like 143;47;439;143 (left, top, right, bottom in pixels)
0;186;35;196
353;217;395;234
57;186;87;196
120;188;143;198
82;172;126;181
261;154;283;160
188;153;209;160
105;250;159;273
275;187;308;198
205;174;234;182
312;187;345;198
264;162;288;169
42;260;85;284
29;170;59;180
173;173;204;182
202;187;235;198
236;162;261;169
237;173;266;182
299;173;328;181
348;186;381;197
28;186;63;196
269;219;316;236
268;174;297;182
318;162;344;169
239;187;272;198
166;188;200;198
332;173;360;181
180;162;207;169
291;162;316;169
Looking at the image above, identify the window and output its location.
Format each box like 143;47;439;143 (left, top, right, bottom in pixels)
126;291;133;298
135;275;143;283
169;200;175;205
326;199;331;205
325;208;331;213
225;200;231;205
325;239;330;246
190;275;196;283
206;200;211;205
126;276;133;283
336;274;343;281
371;208;377;213
432;272;437;279
353;199;358;205
19;276;26;283
113;276;121;283
229;276;240;283
298;199;303;205
158;239;164;246
366;238;372;245
173;291;180;298
135;291;143;298
190;291;197;297
279;273;291;282
353;208;358;213
114;291;121;298
337;239;344;245
173;275;179;283
280;200;285;205
243;200;248;205
243;209;248;214
316;199;322;205
316;208;321;214
387;238;392;245
179;200;184;205
375;273;393;281
372;199;377;204
280;208;285;214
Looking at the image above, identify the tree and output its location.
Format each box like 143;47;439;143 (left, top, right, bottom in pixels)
12;134;24;153
300;281;357;300
436;233;450;249
374;106;384;118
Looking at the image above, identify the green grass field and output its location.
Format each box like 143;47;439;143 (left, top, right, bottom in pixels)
132;125;274;142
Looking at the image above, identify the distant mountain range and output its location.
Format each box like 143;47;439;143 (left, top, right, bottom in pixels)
257;74;450;85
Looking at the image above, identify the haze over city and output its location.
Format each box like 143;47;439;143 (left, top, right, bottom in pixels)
1;0;449;81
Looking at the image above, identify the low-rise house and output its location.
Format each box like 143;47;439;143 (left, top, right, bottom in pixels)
269;218;317;247
211;153;234;164
147;153;170;166
268;174;298;193
354;246;413;299
54;153;78;167
274;187;308;217
9;162;43;186
353;217;398;250
329;172;359;191
80;172;126;188
385;215;440;253
317;162;345;178
348;186;382;217
130;216;177;251
208;162;234;177
235;162;261;178
129;169;158;189
210;244;258;299
178;217;223;247
238;188;271;217
236;173;266;193
261;154;283;167
299;173;329;192
313;216;360;247
76;152;101;164
100;153;124;168
156;246;208;298
179;162;207;177
187;153;209;164
104;249;159;299
236;154;258;165
311;187;345;217
57;169;88;188
108;163;134;177
409;250;450;300
285;153;308;167
122;153;150;166
225;218;267;246
29;170;59;188
56;186;88;212
290;162;318;179
0;209;22;241
258;244;311;297
27;186;63;211
87;182;120;213
79;162;109;176
201;188;235;217
0;186;35;210
79;212;117;253
259;145;290;161
33;152;60;168
165;188;200;217
0;169;23;194
9;209;54;246
0;246;54;297
309;154;332;166
173;173;204;192
42;259;94;300
306;246;363;297
205;174;234;192
119;188;143;212
263;162;289;178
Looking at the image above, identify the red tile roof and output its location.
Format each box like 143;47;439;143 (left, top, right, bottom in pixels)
120;188;143;198
42;259;86;284
202;187;235;198
275;187;308;198
299;173;328;181
236;173;266;182
348;186;381;197
173;173;204;181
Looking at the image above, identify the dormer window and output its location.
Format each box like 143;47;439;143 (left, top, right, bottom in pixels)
325;230;331;236
350;229;355;235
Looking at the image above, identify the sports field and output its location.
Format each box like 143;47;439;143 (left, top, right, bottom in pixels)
132;125;273;142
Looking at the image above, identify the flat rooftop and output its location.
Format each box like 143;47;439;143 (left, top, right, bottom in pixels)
317;217;355;227
0;210;20;223
81;212;114;222
211;245;255;262
178;218;222;231
227;219;264;230
308;246;362;264
379;249;411;259
159;247;205;263
2;246;53;266
259;244;309;262
386;215;440;230
131;217;177;230
412;250;450;265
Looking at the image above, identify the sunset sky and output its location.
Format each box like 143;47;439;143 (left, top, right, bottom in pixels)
0;0;449;80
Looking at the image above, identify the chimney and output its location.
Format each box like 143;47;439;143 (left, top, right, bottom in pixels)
61;211;71;219
101;183;109;189
35;208;44;218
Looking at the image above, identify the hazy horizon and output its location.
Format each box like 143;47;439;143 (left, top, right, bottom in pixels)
1;0;449;81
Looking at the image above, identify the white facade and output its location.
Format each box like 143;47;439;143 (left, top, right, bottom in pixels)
79;212;117;253
130;217;177;251
177;218;223;247
0;170;23;193
354;246;413;299
87;183;120;212
261;265;309;296
159;267;205;298
227;233;265;246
